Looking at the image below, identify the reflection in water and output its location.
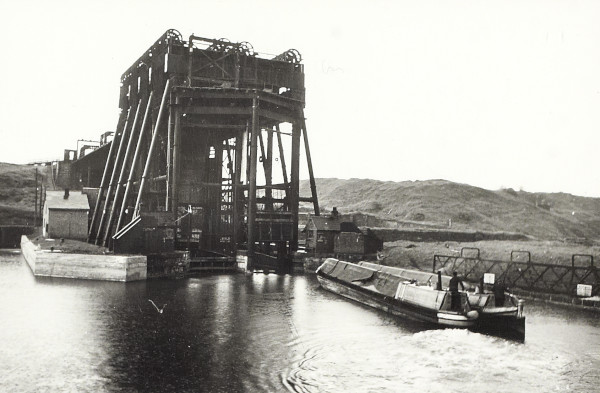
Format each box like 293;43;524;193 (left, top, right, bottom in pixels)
1;251;599;392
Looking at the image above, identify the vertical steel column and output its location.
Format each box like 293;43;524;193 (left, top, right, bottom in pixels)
171;95;181;219
134;79;171;217
95;109;132;245
34;168;38;226
247;96;260;270
301;118;320;216
88;112;125;242
234;51;240;88
165;92;173;211
40;184;44;222
116;92;154;233
290;120;301;251
276;124;290;210
265;128;273;211
103;99;143;246
244;121;251;185
187;37;194;86
233;129;244;247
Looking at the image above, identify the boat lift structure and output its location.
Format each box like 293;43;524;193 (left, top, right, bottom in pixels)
75;29;320;272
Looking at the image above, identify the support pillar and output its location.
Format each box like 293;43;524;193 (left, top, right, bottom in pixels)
166;93;173;211
276;124;290;211
233;129;244;247
265;128;273;211
95;109;132;244
171;95;181;219
104;99;143;246
247;96;259;270
290;120;301;251
135;79;171;217
116;92;154;233
88;112;125;242
301;117;320;216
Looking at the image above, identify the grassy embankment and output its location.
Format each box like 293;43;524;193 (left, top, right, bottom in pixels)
300;178;600;269
0;163;43;225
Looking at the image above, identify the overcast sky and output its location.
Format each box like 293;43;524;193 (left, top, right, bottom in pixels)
1;0;599;197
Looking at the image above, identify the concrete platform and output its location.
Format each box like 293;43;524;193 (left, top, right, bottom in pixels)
21;235;147;282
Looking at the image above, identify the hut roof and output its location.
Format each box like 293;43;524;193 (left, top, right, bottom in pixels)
45;191;90;210
306;216;360;233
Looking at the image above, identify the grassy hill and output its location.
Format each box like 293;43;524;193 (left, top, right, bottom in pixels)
0;163;40;225
2;162;599;242
300;178;600;241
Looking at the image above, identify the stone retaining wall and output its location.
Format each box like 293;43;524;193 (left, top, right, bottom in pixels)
21;235;147;282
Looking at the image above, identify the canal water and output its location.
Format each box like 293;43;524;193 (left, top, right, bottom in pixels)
1;251;599;393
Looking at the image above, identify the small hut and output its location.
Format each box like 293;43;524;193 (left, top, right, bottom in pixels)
304;213;361;254
334;228;383;258
43;189;90;240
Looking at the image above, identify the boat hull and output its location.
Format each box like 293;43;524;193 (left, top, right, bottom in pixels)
317;273;477;328
473;312;526;342
468;294;526;342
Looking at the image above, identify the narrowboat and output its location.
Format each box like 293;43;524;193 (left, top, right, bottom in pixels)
316;258;479;328
317;259;526;341
358;261;526;341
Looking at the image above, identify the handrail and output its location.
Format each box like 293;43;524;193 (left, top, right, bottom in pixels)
433;252;599;297
511;250;531;263
460;247;480;259
572;254;594;268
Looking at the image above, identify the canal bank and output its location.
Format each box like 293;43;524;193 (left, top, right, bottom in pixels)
21;235;147;282
20;235;250;281
510;288;600;311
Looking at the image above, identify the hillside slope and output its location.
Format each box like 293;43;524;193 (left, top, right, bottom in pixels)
300;178;600;240
2;162;599;241
0;163;40;225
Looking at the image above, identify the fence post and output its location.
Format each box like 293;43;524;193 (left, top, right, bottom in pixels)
571;254;595;296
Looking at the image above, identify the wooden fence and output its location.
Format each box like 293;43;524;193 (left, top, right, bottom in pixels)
433;248;599;297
